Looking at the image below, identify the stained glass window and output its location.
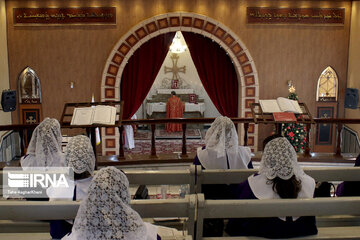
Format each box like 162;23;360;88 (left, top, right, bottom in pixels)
316;66;338;102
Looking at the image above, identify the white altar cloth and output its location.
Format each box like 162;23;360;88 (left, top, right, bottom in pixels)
146;102;205;116
156;89;194;94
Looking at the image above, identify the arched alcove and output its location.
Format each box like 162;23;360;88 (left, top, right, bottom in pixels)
101;12;259;155
316;66;338;102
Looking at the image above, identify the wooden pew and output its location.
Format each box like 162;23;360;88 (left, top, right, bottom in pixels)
0;195;196;238
121;165;196;194
196;194;360;240
0;233;192;240
0;165;197;195
195;166;360;193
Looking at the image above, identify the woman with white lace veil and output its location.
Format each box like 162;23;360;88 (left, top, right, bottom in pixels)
48;135;96;239
194;116;252;237
21;117;65;169
62;167;160;240
194;116;252;170
226;137;318;238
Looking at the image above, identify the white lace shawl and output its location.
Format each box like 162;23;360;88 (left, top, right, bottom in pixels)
21;118;65;169
68;167;157;240
259;137;304;180
65;135;95;174
198;116;250;169
249;137;315;221
197;146;251;169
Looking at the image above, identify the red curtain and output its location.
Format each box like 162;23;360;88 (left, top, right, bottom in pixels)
121;32;175;119
182;32;238;117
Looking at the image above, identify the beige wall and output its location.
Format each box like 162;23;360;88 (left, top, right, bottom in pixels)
0;0;11;125
346;1;360;135
5;0;352;144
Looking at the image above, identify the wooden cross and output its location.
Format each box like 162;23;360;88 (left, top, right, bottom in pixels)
164;53;186;81
26;116;37;124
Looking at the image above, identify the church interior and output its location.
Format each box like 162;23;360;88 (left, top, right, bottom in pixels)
0;0;360;239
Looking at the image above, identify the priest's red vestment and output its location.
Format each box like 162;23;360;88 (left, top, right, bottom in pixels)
166;95;184;132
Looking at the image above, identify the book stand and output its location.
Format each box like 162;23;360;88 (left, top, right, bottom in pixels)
60;101;124;127
60;101;124;164
250;102;314;125
250;102;314;156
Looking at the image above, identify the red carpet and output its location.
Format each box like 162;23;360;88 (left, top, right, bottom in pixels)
124;139;204;154
134;129;203;140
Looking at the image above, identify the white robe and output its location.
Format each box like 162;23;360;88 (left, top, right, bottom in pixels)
124;114;137;149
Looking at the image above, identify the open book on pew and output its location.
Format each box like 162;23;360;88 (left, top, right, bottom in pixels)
259;97;303;114
71;105;117;125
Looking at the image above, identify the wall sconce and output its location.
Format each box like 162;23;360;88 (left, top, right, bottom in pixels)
70;81;74;89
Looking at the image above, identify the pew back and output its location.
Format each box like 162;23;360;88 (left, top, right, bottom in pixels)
195;166;360;193
0;194;196;237
196;194;360;240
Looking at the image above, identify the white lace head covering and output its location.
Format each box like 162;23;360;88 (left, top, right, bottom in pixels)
204;116;238;158
197;116;251;169
21;117;65;168
65;135;95;175
259;137;304;180
71;167;149;240
249;137;315;220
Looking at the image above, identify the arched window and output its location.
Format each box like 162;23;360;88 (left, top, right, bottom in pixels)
316;66;338;102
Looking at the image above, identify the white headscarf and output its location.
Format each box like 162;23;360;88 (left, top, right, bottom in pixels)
66;135;95;175
67;167;157;240
249;137;315;200
259;137;303;180
197;116;251;169
21;117;65;169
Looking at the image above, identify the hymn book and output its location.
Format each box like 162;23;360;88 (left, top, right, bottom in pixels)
259;97;303;114
71;105;117;126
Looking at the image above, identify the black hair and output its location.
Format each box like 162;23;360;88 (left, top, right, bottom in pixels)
262;134;283;150
74;171;91;180
171;91;176;95
268;175;302;199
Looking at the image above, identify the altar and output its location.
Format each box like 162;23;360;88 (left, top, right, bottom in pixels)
146;88;205;120
147;102;205;116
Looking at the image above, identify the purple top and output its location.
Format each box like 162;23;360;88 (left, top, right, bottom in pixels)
336;154;360;197
225;179;318;239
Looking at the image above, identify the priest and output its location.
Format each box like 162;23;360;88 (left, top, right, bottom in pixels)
166;91;184;132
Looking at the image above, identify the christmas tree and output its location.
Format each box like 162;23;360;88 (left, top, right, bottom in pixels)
281;84;307;153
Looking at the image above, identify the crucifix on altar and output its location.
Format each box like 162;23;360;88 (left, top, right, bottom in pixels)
145;33;206;122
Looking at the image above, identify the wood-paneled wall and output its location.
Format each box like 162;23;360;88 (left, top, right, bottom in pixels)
5;0;351;145
346;1;360;136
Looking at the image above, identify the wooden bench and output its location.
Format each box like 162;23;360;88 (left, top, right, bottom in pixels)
0;233;192;240
122;165;196;194
0;165;197;195
196;194;360;240
195;166;360;193
0;195;196;238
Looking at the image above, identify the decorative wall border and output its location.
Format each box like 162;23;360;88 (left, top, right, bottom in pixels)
101;12;259;156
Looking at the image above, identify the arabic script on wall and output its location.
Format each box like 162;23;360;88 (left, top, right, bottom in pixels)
247;8;344;25
13;7;116;25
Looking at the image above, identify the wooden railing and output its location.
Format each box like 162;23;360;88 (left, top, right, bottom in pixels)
120;117;360;159
1;118;360;161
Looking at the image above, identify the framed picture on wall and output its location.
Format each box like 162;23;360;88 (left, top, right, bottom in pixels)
189;94;197;103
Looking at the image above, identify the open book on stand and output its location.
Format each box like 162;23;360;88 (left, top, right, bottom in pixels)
259;97;303;114
71;105;117;125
